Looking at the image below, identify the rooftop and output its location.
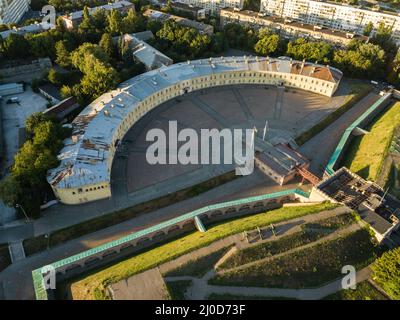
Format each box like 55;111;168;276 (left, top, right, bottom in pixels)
222;8;369;41
47;56;342;190
64;0;134;21
143;9;213;33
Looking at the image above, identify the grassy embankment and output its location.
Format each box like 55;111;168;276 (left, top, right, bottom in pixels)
209;228;378;288
69;202;338;300
218;212;356;270
324;281;388;300
342;101;400;182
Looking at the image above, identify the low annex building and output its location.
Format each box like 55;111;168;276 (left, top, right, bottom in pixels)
313;167;400;243
47;56;342;205
121;32;174;70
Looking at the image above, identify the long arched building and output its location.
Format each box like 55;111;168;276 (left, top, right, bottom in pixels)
47;56;343;205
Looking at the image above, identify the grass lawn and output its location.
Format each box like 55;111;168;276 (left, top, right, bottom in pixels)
164;246;232;278
342;101;400;181
69;202;338;300
210;229;377;289
324;281;388;300
166;280;192;300
219;212;356;270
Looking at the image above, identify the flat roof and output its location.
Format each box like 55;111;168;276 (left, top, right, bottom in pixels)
221;8;369;41
143;9;213;32
65;0;134;21
47;56;342;190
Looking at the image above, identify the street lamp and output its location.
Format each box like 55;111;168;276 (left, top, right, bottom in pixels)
15;204;30;223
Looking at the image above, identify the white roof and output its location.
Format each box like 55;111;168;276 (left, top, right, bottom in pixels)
47;56;342;189
0;22;54;39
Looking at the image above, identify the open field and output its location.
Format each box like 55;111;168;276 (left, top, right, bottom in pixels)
68;203;337;300
342;101;400;181
218;212;356;270
324;281;388;300
210;229;378;288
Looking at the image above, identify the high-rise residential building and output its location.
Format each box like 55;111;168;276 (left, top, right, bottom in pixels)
172;0;244;15
0;0;30;24
260;0;400;43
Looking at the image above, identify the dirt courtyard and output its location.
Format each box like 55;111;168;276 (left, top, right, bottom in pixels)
114;83;351;193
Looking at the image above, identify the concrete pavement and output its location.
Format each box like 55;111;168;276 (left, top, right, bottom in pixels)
300;92;381;174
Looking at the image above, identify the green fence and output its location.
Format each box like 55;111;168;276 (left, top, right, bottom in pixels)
325;93;392;176
32;188;310;300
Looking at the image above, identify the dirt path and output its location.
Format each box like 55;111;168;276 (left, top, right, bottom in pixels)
219;223;361;275
166;266;371;300
158;206;350;276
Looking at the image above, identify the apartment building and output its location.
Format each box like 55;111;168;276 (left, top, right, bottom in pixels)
60;0;134;29
144;8;214;35
220;8;368;46
173;0;244;15
171;1;206;19
0;0;30;24
260;0;400;43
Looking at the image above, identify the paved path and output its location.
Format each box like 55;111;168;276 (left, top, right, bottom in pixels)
300;91;380;174
0;171;303;300
220;222;360;275
158;206;349;276
167;266;371;300
164;220;368;300
110;206;349;300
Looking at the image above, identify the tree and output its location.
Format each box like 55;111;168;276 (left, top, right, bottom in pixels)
99;33;116;61
122;8;145;34
371;247;400;300
0;175;22;207
286;38;332;63
255;34;281;56
333;40;386;78
26;32;56;58
107;9;123;35
78;6;98;41
25;112;48;136
0;114;69;218
363;22;373;37
1;33;30;59
71;43;119;99
55;40;72;68
371;22;397;60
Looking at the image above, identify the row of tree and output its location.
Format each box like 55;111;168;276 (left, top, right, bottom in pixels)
222;22;400;84
0;114;71;217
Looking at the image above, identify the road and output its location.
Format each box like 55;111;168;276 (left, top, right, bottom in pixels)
0;170;303;300
300;91;381;174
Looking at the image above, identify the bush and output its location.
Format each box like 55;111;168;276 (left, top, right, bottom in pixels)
371;247;400;300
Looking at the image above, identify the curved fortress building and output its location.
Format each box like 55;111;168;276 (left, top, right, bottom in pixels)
47;56;342;205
